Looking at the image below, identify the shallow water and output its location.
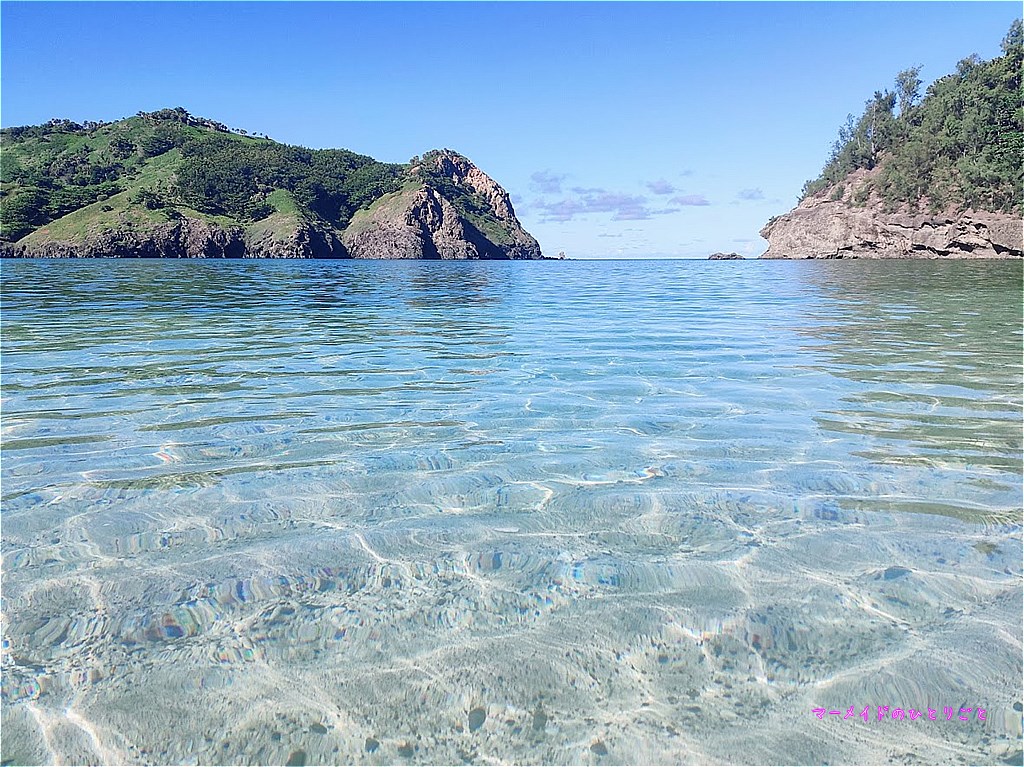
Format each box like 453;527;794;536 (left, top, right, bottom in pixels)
1;258;1021;766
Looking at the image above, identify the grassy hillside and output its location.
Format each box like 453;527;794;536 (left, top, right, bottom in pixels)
0;107;405;243
800;19;1022;214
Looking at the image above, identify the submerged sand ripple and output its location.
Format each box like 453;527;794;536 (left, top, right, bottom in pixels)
2;259;1021;765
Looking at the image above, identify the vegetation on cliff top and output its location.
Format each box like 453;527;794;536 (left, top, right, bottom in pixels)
0;107;406;243
800;19;1023;214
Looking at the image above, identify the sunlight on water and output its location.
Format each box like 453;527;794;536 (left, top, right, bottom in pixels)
1;259;1021;765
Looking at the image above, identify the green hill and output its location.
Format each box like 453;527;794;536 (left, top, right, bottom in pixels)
0;108;542;259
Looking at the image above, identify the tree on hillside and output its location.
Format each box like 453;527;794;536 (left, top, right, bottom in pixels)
895;66;923;116
864;90;898;165
1002;18;1022;55
800;90;897;198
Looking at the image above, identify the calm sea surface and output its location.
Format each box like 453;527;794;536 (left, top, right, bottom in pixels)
1;259;1021;766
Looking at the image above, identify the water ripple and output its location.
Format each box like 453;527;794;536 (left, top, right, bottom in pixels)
1;259;1021;765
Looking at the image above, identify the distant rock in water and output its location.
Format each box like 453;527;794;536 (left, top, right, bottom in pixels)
707;252;744;260
760;21;1023;260
0;110;542;259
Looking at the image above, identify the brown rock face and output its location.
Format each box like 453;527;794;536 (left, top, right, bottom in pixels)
342;152;542;260
343;185;523;260
2;217;348;259
760;186;1023;259
1;218;247;259
428;150;543;260
244;218;347;259
430;150;519;224
708;252;745;260
342;187;482;260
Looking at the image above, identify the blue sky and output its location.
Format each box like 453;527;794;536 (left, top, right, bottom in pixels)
2;1;1020;258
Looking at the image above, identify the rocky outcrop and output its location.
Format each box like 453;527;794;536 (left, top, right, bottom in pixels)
342;152;543;260
0;215;351;259
422;150;542;259
430;150;520;225
342;186;477;259
342;184;530;260
244;216;347;259
761;178;1023;259
1;218;247;259
708;252;744;260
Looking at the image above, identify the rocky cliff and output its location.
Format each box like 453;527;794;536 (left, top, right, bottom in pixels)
1;218;245;259
424;150;542;260
343;186;488;260
343;151;542;260
244;216;347;259
760;175;1023;259
0;216;352;260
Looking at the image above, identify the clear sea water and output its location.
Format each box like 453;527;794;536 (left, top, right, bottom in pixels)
1;258;1021;766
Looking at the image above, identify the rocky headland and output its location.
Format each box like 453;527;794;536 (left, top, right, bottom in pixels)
761;170;1023;259
0;110;541;260
759;23;1022;260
